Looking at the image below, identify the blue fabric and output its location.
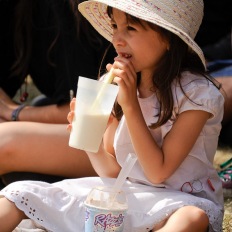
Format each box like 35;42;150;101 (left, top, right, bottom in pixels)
207;59;232;77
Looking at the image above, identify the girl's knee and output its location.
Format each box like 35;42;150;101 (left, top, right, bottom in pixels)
178;206;209;231
153;206;209;232
189;206;209;224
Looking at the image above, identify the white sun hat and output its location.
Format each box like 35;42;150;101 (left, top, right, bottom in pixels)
78;0;206;68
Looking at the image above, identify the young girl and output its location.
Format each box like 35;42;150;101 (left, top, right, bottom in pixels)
0;0;224;231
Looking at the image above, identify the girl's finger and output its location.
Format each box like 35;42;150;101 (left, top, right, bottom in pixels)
67;111;74;124
114;56;136;80
70;98;76;111
66;124;72;133
106;63;113;72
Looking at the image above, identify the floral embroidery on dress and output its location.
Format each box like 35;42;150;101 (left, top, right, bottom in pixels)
4;188;44;223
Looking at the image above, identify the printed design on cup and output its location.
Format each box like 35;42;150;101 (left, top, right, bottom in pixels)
85;209;90;221
85;207;125;231
94;213;124;230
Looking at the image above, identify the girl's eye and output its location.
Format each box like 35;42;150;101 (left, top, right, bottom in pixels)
127;25;136;31
111;24;117;29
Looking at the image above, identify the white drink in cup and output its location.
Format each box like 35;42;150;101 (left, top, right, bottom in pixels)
69;76;119;152
84;187;128;232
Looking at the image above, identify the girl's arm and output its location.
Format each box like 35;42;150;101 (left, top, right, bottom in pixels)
67;99;121;178
124;104;210;184
86;115;122;178
110;56;211;185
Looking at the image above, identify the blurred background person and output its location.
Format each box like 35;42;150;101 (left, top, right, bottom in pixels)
0;0;116;188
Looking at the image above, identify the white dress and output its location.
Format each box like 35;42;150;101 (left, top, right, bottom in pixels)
0;72;224;232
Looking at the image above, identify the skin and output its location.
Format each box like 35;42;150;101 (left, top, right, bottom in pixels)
0;88;97;178
0;122;96;177
0;8;210;231
0;88;69;123
0;198;27;232
0;80;97;177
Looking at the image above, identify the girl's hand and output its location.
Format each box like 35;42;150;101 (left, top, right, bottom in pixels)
107;56;138;111
66;98;76;132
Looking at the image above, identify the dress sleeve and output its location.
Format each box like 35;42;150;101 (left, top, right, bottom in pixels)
173;78;224;119
160;74;224;140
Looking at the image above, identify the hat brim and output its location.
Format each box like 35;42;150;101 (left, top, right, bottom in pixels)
78;0;206;68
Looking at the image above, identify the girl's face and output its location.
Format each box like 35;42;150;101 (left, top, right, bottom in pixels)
111;9;169;76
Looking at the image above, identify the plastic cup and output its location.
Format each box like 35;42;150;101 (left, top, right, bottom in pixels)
84;187;128;232
69;76;119;152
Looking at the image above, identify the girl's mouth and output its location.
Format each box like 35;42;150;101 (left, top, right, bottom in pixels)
119;53;132;59
123;53;132;58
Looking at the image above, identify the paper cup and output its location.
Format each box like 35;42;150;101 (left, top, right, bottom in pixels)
84;187;128;232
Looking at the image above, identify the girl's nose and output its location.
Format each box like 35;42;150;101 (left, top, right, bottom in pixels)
112;33;126;47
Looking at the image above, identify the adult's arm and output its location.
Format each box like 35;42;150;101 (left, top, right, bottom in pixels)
0;89;70;123
16;104;70;123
